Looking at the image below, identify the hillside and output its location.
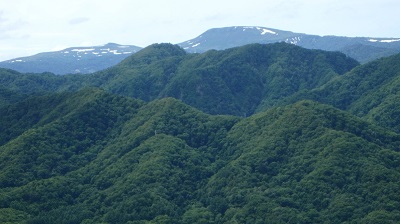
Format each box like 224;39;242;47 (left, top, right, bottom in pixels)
0;89;239;223
0;38;400;224
287;52;400;133
1;42;400;223
204;100;400;223
0;43;142;75
0;91;399;223
178;26;400;63
0;43;359;116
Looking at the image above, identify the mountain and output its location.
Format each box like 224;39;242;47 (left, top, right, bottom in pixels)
0;43;142;75
178;26;400;63
1;41;400;223
284;52;400;133
203;100;400;223
0;89;399;223
1;26;399;76
0;89;239;223
0;43;359;116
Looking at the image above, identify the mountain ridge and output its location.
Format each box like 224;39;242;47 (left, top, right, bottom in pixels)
1;90;399;223
178;26;400;63
0;43;142;75
1;26;400;75
1;40;400;222
0;42;359;116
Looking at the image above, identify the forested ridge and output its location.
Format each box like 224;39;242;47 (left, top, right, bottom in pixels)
0;43;400;223
0;43;359;116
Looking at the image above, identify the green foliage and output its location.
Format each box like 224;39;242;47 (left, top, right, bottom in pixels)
201;101;400;223
0;68;82;94
0;91;239;223
0;43;358;116
288;53;400;133
27;205;94;224
0;85;26;108
0;92;70;146
1;94;400;223
0;208;30;223
162;43;358;115
1;44;400;223
0;88;143;187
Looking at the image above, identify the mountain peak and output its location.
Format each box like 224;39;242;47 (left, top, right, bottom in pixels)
104;42;119;46
234;26;278;35
119;43;186;66
178;26;400;63
178;26;295;53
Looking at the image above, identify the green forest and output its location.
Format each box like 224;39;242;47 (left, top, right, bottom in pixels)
0;43;399;223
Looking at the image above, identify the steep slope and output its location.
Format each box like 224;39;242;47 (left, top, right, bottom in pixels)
161;43;358;115
91;43;188;101
70;98;239;223
0;43;359;116
203;100;400;223
0;94;239;223
288;53;400;132
0;92;70;146
0;43;142;75
0;85;25;108
1;98;399;223
89;43;358;116
0;88;144;187
178;26;400;63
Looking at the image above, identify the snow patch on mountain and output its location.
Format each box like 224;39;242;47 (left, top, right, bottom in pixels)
10;59;24;63
56;45;138;59
256;27;277;35
286;37;301;45
368;38;400;43
109;50;122;55
192;43;201;47
239;26;277;35
0;43;142;74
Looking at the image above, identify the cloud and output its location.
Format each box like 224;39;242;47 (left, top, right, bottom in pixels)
69;17;90;25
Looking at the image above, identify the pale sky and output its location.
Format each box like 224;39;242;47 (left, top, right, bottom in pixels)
1;0;399;61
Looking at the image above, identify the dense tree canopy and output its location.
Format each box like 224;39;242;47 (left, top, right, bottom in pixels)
0;42;359;116
0;43;400;223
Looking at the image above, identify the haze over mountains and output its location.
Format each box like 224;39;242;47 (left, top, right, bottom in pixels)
1;37;400;222
1;26;400;75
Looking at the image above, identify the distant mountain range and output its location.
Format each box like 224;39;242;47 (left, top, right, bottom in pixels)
0;43;142;75
178;26;400;63
1;26;400;75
